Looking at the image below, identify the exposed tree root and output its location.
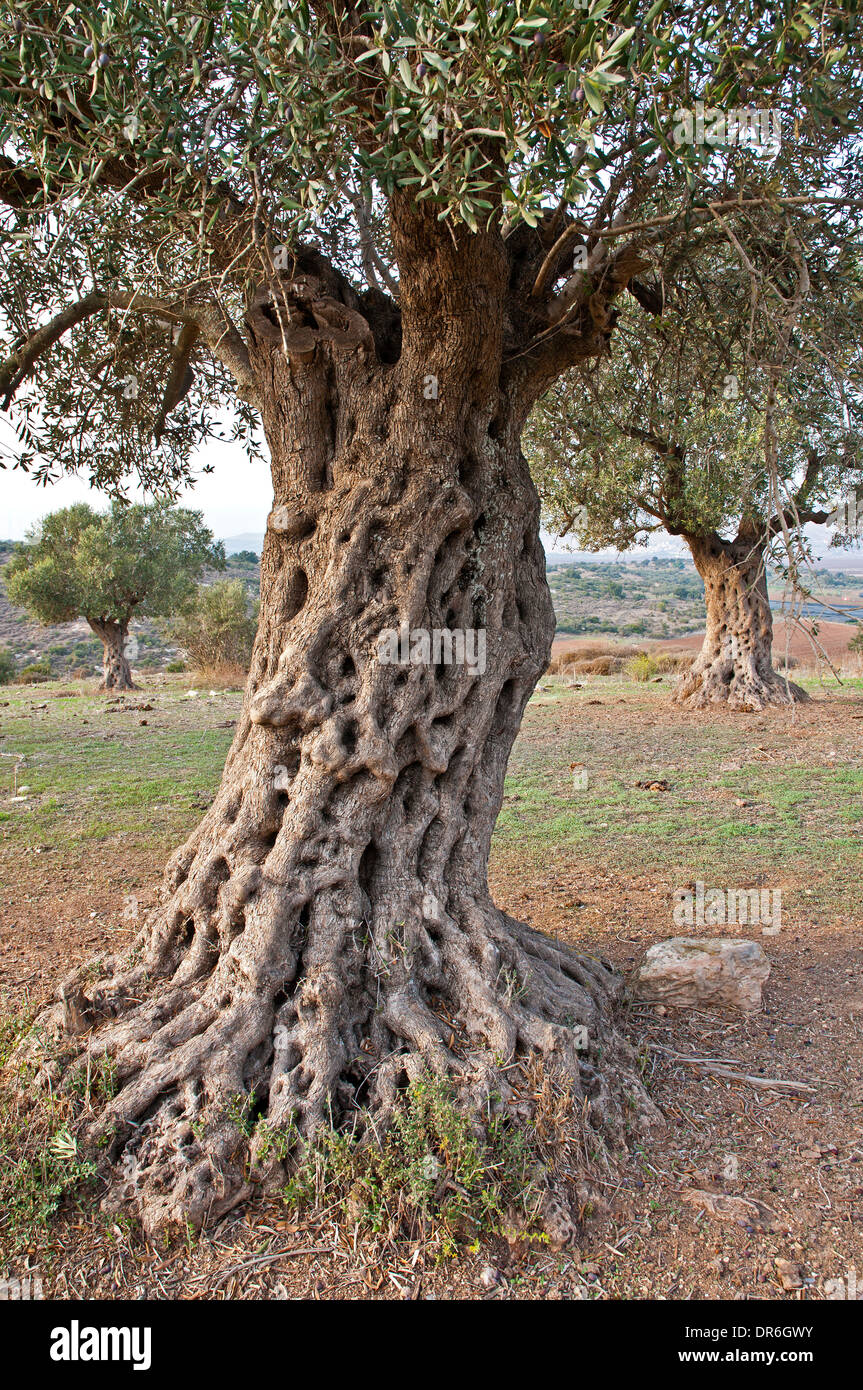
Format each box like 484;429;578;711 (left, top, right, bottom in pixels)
28;884;659;1238
674;656;809;711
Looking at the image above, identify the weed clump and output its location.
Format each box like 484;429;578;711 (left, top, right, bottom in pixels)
626;652;659;682
0;1008;112;1251
259;1066;599;1260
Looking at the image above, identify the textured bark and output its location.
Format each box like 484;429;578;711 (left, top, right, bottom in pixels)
30;206;657;1236
90;618;135;692
674;533;808;711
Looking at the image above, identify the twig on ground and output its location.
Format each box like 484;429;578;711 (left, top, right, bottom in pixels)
650;1044;816;1095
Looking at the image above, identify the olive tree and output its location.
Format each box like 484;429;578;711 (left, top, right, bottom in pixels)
4;501;224;687
0;0;859;1234
527;237;863;709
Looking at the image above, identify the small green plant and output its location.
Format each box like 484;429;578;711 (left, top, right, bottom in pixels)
68;1053;119;1106
0;1003;36;1066
278;1075;542;1260
498;964;528;1004
0;646;15;685
16;658;52;683
0;1106;98;1250
225;1089;257;1136
626;652;659;682
0;1005;102;1250
253;1117;298;1166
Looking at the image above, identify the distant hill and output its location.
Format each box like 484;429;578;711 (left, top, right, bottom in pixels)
547;555;704;640
222;532;264;556
547;553;863;641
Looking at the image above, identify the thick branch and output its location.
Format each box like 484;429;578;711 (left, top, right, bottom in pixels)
0;291;107;407
154;322;199;445
792;448;823;512
530;223;582;301
504;240;652;411
766;506;831;534
0;288;260;411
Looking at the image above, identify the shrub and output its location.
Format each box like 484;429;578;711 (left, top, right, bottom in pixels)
626;652;659;682
547;641;640;675
166;579;258;672
0;647;15;685
15;658;52;683
849;625;863;656
655;651;694;674
187;662;248;690
573;655;624;675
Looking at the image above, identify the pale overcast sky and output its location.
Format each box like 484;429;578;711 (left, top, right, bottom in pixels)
1;427;273;543
0;415;622;555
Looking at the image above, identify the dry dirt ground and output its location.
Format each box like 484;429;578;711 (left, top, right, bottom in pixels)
1;668;861;1301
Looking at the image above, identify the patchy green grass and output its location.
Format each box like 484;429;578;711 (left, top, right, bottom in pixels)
498;673;863;921
2;667;862;955
0;678;239;861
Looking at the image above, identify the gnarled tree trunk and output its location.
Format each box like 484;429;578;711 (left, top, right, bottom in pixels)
674;532;807;711
32;207;656;1237
89;618;135;691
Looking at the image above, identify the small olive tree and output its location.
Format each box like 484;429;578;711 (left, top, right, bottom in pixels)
5;501;224;688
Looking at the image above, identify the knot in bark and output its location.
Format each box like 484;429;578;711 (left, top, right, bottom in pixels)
247;278;374;364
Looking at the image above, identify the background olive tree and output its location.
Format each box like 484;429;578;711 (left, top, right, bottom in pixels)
526;234;863;708
5;501;224;688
